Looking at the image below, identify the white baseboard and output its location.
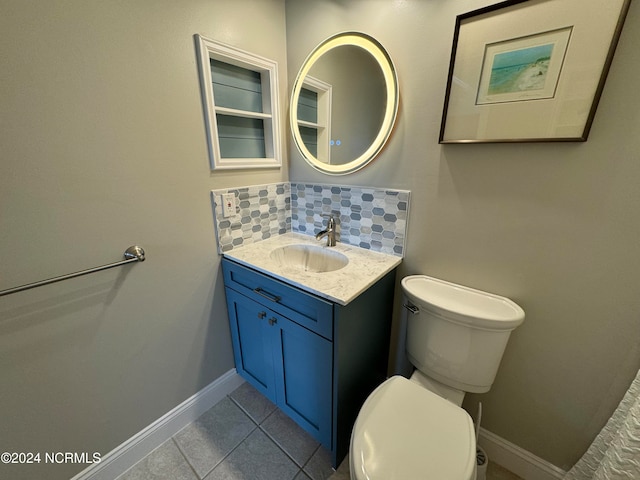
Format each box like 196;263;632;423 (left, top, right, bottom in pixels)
479;428;566;480
71;369;244;480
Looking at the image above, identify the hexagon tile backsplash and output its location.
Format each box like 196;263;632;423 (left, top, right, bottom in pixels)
212;182;410;257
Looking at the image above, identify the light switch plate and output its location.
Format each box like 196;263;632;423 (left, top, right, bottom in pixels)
221;193;236;218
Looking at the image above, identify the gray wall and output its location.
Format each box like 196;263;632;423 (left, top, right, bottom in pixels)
286;0;640;471
0;1;287;479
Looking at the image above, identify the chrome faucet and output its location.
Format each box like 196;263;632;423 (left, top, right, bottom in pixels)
315;214;337;247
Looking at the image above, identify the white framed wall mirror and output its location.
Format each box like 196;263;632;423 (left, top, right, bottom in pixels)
290;32;399;175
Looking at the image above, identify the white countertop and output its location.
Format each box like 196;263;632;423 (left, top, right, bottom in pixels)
222;233;402;305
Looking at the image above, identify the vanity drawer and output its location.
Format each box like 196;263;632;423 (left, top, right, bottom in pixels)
222;258;334;340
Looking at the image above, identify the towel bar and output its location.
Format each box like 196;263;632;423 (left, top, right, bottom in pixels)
0;245;145;297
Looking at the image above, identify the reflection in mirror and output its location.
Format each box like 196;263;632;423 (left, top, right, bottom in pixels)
291;32;398;175
300;46;386;165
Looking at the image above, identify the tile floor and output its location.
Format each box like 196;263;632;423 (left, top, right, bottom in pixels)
117;382;523;480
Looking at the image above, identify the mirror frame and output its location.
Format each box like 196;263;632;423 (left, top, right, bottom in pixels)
290;32;399;175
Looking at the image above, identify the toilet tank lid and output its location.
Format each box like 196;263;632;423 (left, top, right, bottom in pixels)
402;275;524;328
351;376;476;480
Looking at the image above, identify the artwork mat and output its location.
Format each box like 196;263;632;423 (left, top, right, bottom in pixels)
476;27;572;105
439;0;631;143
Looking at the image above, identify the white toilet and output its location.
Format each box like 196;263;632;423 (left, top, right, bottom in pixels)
350;275;525;480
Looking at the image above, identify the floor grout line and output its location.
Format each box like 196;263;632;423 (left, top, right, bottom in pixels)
170;437;201;480
210;393;310;480
173;394;262;480
227;391;324;479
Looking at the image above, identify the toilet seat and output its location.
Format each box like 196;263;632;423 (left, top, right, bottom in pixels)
350;376;476;480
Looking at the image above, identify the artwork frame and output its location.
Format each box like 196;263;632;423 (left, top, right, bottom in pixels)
439;0;631;144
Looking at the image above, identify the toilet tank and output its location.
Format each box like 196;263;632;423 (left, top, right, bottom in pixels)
401;275;524;394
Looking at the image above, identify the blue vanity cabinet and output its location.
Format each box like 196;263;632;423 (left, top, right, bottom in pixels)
222;257;395;468
224;287;332;447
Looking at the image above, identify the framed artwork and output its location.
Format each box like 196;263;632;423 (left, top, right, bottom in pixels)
439;0;631;143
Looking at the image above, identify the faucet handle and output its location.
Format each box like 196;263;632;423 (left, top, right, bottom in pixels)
321;213;336;227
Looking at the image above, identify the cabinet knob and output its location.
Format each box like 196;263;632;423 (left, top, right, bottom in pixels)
268;317;278;326
258;311;266;319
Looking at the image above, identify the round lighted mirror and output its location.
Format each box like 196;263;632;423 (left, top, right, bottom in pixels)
290;32;399;175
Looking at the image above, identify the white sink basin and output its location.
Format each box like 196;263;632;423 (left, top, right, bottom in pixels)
269;244;349;273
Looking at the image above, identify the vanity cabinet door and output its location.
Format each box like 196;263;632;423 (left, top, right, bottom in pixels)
225;288;277;402
271;315;332;448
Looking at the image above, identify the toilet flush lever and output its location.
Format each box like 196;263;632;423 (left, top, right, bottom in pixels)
403;303;419;315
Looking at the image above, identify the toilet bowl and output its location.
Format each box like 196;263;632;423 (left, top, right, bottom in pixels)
349;275;524;480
